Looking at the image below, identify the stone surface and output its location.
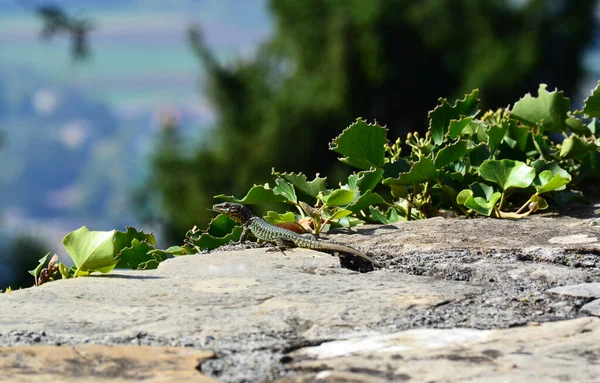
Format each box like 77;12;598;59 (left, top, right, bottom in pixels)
1;345;216;382
582;299;600;316
283;317;600;383
1;211;600;382
0;250;478;340
546;282;600;298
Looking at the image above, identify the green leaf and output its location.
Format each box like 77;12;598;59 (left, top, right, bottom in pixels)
137;260;160;270
28;253;50;279
468;143;490;168
347;168;384;192
487;123;509;154
147;245;192;258
434;140;469;167
329;118;388;170
273;171;327;199
530;195;549;211
383;158;411;178
273;178;297;203
116;239;156;270
533;170;571;194
470;182;496;201
456;189;472;205
506;121;529;151
58;262;71;279
328;208;353;220
456;189;501;216
185;214;243;250
531;131;556;159
479;160;535;191
511;84;570;132
346;192;386;214
264;211;297;225
447;118;473;139
166;245;193;255
368;206;405;223
582;81;600;118
467;193;501;216
63;227;117;276
382;156;438;186
566;117;592;136
214;185;287;204
323;189;357;206
588;119;597;135
205;213;240;237
559;135;599;159
429;90;479;145
113;226;156;259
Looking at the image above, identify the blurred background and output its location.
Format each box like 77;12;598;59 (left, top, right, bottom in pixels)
1;0;599;290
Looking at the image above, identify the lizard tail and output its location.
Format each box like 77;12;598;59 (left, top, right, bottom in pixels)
324;243;383;268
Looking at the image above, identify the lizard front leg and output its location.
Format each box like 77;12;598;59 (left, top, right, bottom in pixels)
237;225;250;244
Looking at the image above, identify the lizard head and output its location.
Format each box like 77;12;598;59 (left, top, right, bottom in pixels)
212;202;254;223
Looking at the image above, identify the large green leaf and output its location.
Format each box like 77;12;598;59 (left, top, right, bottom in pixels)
428;90;479;145
63;226;117;276
434;140;469;167
582;81;600;118
479;160;535;191
273;171;327;199
214;185;288;204
329;118;388;170
511;84;570;132
382;156;438;186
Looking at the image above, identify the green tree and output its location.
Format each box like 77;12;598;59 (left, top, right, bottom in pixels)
147;0;597;242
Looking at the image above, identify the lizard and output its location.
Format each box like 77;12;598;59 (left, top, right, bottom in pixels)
212;202;382;270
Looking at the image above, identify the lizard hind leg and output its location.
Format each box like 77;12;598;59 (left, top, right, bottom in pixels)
265;238;288;255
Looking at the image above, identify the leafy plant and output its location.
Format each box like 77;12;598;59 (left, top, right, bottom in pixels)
207;82;600;240
26;225;195;286
28;253;61;286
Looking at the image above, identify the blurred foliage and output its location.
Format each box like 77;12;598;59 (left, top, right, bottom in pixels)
0;235;49;290
142;0;597;242
21;0;95;61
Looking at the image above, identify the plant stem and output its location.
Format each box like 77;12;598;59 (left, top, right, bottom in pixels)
497;191;505;211
515;197;533;215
